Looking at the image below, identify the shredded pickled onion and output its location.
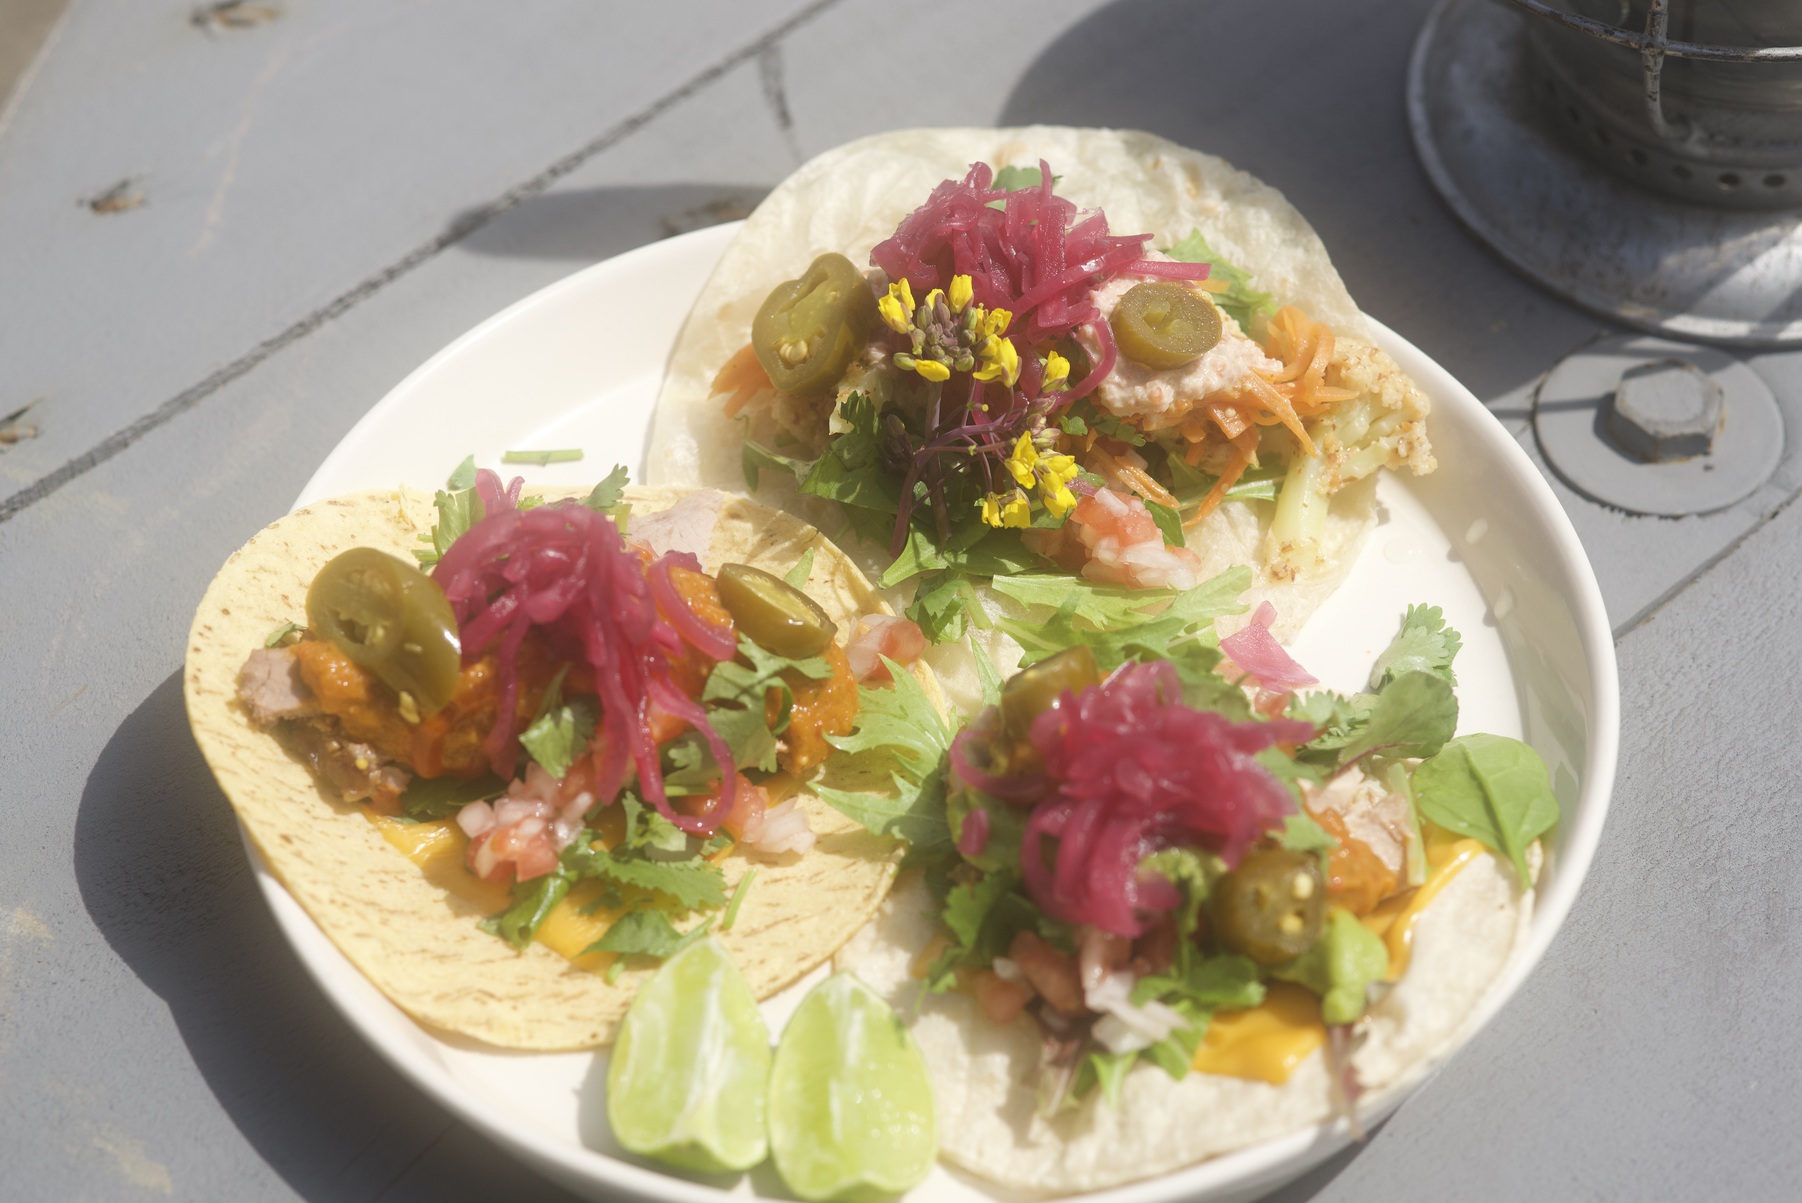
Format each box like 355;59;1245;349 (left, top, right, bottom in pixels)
1018;661;1313;936
1218;602;1318;692
432;471;737;834
869;161;1150;346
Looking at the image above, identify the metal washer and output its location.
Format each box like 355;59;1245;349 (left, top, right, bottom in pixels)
1535;335;1784;516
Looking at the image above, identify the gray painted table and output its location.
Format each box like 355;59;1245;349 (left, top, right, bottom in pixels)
3;2;1795;1200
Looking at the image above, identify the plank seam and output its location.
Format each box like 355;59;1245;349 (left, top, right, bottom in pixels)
0;0;844;527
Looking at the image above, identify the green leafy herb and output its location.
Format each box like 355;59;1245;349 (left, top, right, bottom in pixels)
703;636;834;731
992;567;1250;670
1163;230;1278;331
1063;398;1145;447
502;448;584;466
826;657;952;773
1313;672;1458;767
519;699;598;779
905;571;991;644
583;907;686;959
815;770;951;855
722;868;756;930
446;455;478;490
1279;811;1336;859
482;870;574;950
1084;1049;1135;1108
798;393;899;516
583;464;630;513
562;837;729;911
782;548;815;589
414;480;485;567
742;435;819;492
263;620;300;648
1369;604;1461;690
879;523;1044;590
1412;734;1559;887
1144;499;1187;549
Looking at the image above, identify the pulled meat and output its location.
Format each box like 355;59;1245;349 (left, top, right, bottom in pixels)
236;647;318;726
278;718;411;812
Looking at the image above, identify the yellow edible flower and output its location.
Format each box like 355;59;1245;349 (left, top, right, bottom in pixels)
1006;433;1040;488
1005;433;1080;517
877;278;916;334
980;489;1032;528
948;274;974;315
1043;351;1071;390
973;334;1021;387
913;358;951;383
977;308;1013;339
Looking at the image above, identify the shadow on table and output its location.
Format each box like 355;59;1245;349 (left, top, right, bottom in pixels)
448;182;769;264
994;0;1593;406
74;672;578;1203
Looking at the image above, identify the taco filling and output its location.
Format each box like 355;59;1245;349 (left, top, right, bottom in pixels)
695;150;1431;638
828;583;1556;1191
186;473;931;1049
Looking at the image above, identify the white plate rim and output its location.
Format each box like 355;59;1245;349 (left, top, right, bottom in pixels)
254;222;1620;1203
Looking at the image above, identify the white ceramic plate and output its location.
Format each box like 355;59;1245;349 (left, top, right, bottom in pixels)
277;221;1618;1203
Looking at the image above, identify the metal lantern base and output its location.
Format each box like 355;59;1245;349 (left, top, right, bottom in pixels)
1408;0;1802;347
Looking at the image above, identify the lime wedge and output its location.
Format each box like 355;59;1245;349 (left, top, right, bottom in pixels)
606;936;771;1173
769;973;937;1201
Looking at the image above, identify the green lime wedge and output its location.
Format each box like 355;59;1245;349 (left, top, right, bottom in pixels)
769;973;937;1201
606;936;771;1173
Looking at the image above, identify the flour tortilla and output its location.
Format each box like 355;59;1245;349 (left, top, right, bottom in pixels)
184;485;916;1050
647;126;1423;711
836;848;1536;1194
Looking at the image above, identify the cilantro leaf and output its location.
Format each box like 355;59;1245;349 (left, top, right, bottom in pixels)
414;482;484;567
263;620;300;648
1412;733;1559;887
518;699;597;780
799;394;899;514
1369;604;1461;690
1331;671;1457;765
481;869;573;950
561;838;728;911
583;464;630;513
583;908;686;959
704;636;834;711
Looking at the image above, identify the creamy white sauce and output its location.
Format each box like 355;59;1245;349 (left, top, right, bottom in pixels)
1076;255;1280;425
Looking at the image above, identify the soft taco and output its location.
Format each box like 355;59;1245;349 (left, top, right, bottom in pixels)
648;127;1434;712
824;592;1552;1193
184;471;940;1050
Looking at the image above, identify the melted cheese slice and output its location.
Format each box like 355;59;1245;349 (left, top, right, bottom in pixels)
365;813;617;972
1191;982;1326;1085
1359;829;1486;981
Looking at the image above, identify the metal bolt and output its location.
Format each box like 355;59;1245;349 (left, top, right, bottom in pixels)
1607;358;1725;463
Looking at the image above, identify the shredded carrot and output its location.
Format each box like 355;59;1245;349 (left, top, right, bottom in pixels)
1185;429;1260;528
712;344;771;418
1088;444;1180;510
